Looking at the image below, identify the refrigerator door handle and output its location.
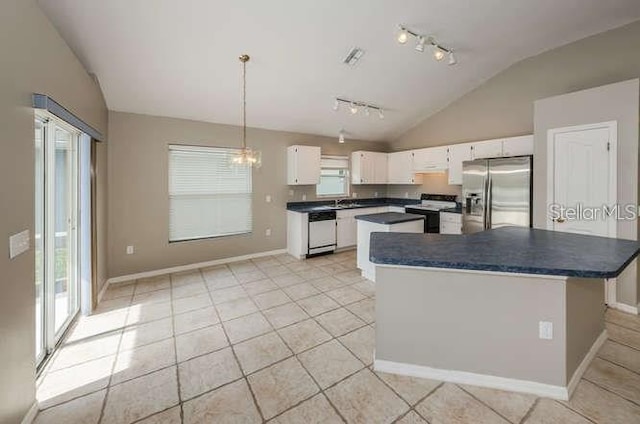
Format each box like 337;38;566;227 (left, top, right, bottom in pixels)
485;173;492;230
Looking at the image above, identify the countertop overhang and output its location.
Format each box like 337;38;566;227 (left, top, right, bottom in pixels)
355;212;425;225
370;227;640;278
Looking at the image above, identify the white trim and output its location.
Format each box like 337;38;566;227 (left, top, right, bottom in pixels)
107;249;287;285
20;401;38;424
375;329;608;401
566;330;608;397
546;121;618;305
374;359;570;400
610;302;639;315
97;277;110;305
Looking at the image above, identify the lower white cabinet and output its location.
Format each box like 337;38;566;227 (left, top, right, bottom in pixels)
336;207;384;248
440;212;462;234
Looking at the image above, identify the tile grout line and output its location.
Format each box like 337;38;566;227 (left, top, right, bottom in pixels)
200;267;269;423
581;373;640;408
97;285;134;424
168;273;185;424
457;384;521;423
518;397;540;424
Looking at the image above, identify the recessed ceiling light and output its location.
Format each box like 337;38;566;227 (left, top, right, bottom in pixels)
343;47;365;66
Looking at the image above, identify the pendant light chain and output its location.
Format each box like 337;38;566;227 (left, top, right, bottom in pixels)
240;54;249;151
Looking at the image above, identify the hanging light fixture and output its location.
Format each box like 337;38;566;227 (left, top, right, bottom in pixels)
338;130;345;144
231;54;262;167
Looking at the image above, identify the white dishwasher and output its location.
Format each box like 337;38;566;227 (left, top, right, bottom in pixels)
308;210;337;257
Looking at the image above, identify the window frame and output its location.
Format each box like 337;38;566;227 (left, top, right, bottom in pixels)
168;144;253;243
316;155;350;198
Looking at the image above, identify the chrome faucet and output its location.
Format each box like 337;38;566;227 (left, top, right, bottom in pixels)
334;198;348;207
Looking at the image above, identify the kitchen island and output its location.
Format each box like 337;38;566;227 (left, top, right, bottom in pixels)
355;212;424;281
370;227;640;400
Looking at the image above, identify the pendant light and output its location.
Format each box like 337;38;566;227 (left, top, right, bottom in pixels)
231;54;262;167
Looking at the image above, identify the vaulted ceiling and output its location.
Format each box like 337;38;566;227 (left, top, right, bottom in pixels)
38;0;640;141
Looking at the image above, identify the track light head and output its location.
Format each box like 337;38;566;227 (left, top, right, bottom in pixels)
349;103;358;114
415;36;426;52
333;99;339;111
448;51;457;66
432;46;446;61
364;106;370;117
378;109;384;120
397;26;409;44
338;131;345;143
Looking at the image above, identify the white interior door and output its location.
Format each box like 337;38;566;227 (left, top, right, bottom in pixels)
547;121;617;303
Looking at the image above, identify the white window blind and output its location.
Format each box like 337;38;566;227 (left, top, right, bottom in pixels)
169;145;252;241
317;156;350;197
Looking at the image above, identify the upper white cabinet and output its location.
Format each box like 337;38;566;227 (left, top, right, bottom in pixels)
447;143;473;185
413;146;448;172
471;139;503;160
502;135;534;157
287;145;321;185
352;151;387;184
388;151;423;185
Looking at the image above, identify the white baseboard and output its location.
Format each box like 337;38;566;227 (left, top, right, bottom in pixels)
374;359;570;400
375;330;608;401
106;248;287;285
566;330;608;398
96;277;110;305
610;302;639;315
21;401;38;424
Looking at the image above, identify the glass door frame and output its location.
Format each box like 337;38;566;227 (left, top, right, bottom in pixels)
36;111;81;368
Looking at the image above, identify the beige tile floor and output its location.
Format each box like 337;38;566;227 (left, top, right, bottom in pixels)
35;250;640;423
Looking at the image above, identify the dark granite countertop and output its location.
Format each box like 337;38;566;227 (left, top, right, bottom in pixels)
355;212;426;225
369;226;640;279
287;198;419;213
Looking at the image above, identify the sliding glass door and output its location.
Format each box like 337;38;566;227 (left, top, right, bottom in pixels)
35;114;80;367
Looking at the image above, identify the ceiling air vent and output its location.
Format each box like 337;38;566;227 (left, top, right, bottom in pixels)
343;47;365;66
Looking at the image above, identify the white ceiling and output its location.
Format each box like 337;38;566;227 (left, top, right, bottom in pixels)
38;0;640;141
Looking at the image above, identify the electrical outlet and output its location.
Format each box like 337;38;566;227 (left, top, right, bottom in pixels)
126;245;134;255
404;192;409;198
288;189;294;196
539;321;553;340
265;228;271;236
302;194;307;201
265;195;272;203
374;192;379;198
352;192;358;198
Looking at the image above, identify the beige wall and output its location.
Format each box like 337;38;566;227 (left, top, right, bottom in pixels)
392;20;640;150
107;111;389;278
0;1;108;423
533;79;639;306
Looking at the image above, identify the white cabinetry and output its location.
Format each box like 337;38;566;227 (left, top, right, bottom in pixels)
447;143;473;185
337;207;385;249
471;139;503;160
287;145;321;185
413;146;448;172
440;212;462;234
502;135;533;156
287;211;309;258
388;151;423;185
351;151;388;184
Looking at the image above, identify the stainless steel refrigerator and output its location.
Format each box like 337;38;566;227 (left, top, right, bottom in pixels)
462;156;532;234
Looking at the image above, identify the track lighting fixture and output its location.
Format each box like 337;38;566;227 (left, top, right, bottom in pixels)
397;26;409;44
396;25;457;65
333;98;384;120
338;131;345;144
448;51;457;66
432;46;446;61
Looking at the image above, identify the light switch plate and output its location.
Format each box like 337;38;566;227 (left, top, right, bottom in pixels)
9;230;30;259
